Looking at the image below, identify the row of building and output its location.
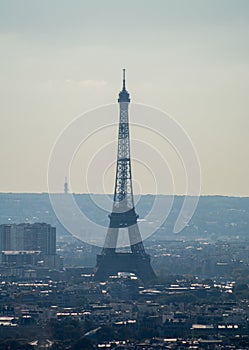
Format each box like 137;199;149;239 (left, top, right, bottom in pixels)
0;223;61;270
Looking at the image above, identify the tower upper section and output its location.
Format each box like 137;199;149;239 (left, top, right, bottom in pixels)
118;69;130;103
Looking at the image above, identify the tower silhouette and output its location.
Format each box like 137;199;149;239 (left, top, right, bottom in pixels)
64;177;69;194
95;70;156;284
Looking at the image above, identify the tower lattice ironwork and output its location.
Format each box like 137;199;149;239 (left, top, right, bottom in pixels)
95;70;156;284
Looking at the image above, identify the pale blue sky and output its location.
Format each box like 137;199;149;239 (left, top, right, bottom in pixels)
0;0;249;195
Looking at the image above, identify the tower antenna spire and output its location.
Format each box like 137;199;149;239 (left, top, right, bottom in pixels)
118;69;130;102
123;68;126;89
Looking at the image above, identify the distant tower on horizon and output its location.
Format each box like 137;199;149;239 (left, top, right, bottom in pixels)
64;177;69;194
95;69;156;284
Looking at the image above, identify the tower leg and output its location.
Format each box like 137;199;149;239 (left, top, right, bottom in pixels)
128;223;146;255
102;227;118;252
95;252;156;285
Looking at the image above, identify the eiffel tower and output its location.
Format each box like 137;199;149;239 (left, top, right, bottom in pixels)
94;70;156;284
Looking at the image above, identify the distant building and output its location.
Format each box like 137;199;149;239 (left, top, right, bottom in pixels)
64;177;69;194
0;224;11;251
0;223;56;254
0;223;61;269
1;250;40;266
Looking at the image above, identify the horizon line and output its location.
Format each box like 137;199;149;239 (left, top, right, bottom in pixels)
0;192;248;198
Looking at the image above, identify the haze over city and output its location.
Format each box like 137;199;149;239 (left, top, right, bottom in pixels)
0;0;249;195
1;2;249;349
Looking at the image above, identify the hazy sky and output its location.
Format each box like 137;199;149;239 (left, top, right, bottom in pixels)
0;0;249;195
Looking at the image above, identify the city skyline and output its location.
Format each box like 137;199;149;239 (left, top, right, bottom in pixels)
0;0;249;196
